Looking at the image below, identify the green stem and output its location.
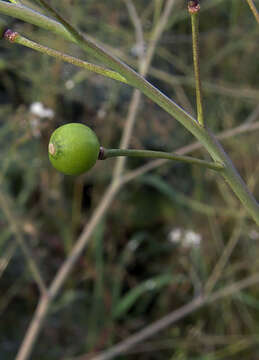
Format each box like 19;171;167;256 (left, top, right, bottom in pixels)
0;1;258;224
189;1;204;126
0;2;75;41
101;148;224;172
5;31;128;84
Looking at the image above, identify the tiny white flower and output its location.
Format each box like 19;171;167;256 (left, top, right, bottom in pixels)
168;228;182;244
183;231;201;248
30;102;54;119
168;228;202;248
65;79;75;90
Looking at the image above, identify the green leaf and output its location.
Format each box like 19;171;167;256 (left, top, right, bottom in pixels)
113;273;185;319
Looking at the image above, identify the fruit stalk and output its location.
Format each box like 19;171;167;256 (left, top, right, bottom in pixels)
100;147;225;172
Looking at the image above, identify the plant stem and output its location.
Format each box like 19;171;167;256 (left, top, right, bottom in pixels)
188;1;204;126
0;2;258;223
101;148;224;172
246;0;259;25
3;30;128;84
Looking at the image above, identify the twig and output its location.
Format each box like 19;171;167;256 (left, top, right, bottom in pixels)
112;0;144;180
103;148;224;171
0;242;17;278
123;0;145;70
246;0;259;25
205;173;257;294
113;0;176;179
205;217;245;294
15;181;122;360
0;193;47;295
121;120;259;185
3;30;128;84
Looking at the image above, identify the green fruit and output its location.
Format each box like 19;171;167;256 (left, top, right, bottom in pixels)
48;123;100;175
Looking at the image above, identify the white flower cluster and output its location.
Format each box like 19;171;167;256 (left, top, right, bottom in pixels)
168;228;202;248
29;102;55;138
30;102;54;119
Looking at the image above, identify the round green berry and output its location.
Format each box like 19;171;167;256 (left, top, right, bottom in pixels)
48;123;100;175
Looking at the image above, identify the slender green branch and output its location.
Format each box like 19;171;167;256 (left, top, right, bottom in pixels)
0;2;75;41
100;148;225;172
31;2;200;125
0;1;258;224
246;0;259;25
3;30;128;84
188;0;204;126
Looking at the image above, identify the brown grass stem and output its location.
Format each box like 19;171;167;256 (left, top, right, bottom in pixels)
246;0;259;25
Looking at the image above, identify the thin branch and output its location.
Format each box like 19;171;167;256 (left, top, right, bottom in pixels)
88;296;204;360
112;0;145;180
113;0;176;179
205;173;257;294
112;89;142;180
121;120;259;185
15;181;122;360
123;0;145;69
246;0;259;25
188;0;204;126
3;30;128;84
0;192;47;295
0;242;17;278
102;148;224;171
205;217;245;294
15;295;50;360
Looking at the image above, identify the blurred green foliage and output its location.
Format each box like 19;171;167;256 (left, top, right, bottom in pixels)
0;0;259;359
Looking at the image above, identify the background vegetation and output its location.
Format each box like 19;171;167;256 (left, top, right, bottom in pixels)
0;0;259;359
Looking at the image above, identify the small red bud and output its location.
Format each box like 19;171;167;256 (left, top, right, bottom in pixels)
188;0;200;14
3;29;18;42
